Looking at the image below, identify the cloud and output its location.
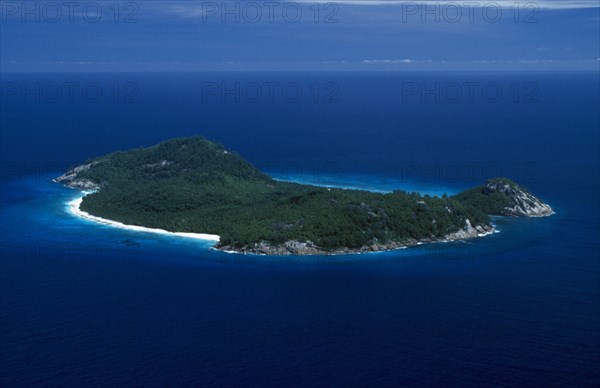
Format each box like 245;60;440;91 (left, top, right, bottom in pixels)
363;59;418;63
150;0;600;19
361;58;600;64
166;5;208;19
295;0;600;10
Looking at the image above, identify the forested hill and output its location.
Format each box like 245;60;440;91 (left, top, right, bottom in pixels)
77;136;271;187
55;136;552;255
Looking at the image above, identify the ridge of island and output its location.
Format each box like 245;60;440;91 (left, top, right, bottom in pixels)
55;136;554;255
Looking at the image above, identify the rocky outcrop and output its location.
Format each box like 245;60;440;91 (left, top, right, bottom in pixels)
443;219;495;240
219;240;328;255
53;162;101;191
217;219;496;256
486;179;554;217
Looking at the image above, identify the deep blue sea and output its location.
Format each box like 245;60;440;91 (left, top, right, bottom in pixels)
1;72;599;386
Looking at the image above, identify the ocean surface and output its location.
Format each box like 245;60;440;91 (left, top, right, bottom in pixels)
1;72;599;386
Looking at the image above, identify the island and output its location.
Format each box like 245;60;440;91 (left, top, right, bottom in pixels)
55;136;554;255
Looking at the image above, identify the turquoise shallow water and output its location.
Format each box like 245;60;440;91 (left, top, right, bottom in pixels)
271;172;459;196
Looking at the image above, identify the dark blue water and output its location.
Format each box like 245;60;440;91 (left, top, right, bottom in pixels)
1;72;599;386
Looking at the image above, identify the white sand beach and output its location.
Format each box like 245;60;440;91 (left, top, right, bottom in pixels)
68;194;220;242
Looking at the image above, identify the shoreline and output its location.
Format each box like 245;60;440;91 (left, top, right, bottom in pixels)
67;192;497;256
217;222;498;256
53;138;553;257
67;194;221;242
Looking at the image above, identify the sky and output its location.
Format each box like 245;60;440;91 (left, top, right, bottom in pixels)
1;0;599;72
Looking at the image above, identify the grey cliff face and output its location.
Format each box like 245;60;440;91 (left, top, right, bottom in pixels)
53;163;101;191
486;181;554;217
443;219;494;240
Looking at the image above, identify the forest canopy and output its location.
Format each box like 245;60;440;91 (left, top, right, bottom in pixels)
63;136;531;251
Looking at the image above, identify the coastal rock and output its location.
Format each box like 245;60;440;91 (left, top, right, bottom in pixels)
485;179;554;217
53;163;101;191
443;219;494;240
217;219;495;256
220;240;328;255
454;177;554;218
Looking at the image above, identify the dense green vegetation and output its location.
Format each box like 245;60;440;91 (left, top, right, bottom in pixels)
72;136;499;250
453;187;513;215
453;178;519;215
